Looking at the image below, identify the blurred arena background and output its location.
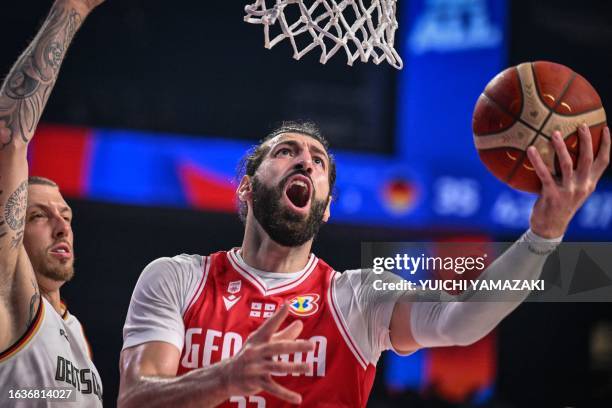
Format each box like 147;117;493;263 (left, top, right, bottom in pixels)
2;0;612;406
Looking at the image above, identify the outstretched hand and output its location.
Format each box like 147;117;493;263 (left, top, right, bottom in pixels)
528;124;610;238
222;304;314;405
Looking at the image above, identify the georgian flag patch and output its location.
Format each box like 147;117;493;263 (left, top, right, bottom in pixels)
288;294;320;317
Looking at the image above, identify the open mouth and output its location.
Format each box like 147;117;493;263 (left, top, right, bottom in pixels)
49;243;72;258
284;176;312;209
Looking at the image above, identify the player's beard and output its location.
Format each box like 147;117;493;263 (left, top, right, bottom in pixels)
251;175;327;247
35;252;75;283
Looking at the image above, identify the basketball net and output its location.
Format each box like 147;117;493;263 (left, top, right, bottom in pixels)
244;0;403;69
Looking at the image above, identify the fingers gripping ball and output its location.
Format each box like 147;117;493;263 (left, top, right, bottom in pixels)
472;61;607;192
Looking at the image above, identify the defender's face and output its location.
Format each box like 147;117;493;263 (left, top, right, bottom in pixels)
255;133;331;219
24;185;75;282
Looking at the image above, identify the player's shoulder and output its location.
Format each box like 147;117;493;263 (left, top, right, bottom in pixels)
335;268;367;276
333;268;371;287
138;253;207;291
133;254;209;308
332;267;403;299
166;253;205;267
144;254;205;275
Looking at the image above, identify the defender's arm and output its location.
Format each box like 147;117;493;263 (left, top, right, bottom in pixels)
0;0;102;349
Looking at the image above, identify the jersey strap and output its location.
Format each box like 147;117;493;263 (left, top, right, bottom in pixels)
183;256;211;317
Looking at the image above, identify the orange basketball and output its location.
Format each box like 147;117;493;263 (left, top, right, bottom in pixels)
472;61;607;192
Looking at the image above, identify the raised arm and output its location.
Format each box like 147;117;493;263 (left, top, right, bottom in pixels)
389;125;610;352
0;0;103;349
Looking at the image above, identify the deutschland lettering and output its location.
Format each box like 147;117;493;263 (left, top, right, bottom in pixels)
55;356;103;401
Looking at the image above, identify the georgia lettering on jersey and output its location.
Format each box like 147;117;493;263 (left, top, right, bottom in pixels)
182;328;327;378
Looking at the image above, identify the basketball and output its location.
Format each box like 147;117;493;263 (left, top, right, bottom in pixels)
472;61;607;192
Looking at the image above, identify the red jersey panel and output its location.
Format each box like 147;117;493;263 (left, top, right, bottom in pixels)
177;250;376;407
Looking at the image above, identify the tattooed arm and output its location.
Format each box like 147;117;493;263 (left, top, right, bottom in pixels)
0;0;104;350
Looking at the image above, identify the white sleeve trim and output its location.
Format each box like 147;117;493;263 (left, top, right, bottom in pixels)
122;330;185;353
332;269;406;365
122;255;204;352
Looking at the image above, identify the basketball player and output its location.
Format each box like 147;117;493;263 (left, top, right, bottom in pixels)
119;116;610;407
0;0;104;406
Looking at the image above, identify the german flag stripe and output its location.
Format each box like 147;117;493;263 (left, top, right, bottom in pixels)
0;300;45;363
60;299;69;320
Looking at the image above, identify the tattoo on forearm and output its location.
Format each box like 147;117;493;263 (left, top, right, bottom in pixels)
0;189;6;248
27;278;41;329
0;5;82;149
2;181;27;248
5;181;27;231
10;230;25;249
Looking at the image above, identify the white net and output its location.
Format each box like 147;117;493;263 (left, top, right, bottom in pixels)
244;0;403;69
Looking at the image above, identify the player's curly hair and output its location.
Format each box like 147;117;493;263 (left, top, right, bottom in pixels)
237;120;337;222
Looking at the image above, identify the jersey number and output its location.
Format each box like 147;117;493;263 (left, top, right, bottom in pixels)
230;396;266;407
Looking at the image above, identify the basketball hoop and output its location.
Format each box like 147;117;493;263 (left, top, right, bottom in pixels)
244;0;403;69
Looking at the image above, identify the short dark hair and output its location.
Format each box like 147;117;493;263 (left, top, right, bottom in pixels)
237;120;337;221
28;176;58;188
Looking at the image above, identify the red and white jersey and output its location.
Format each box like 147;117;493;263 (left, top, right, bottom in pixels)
123;249;405;407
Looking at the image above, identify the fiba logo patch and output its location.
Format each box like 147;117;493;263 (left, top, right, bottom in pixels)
288;294;320;317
